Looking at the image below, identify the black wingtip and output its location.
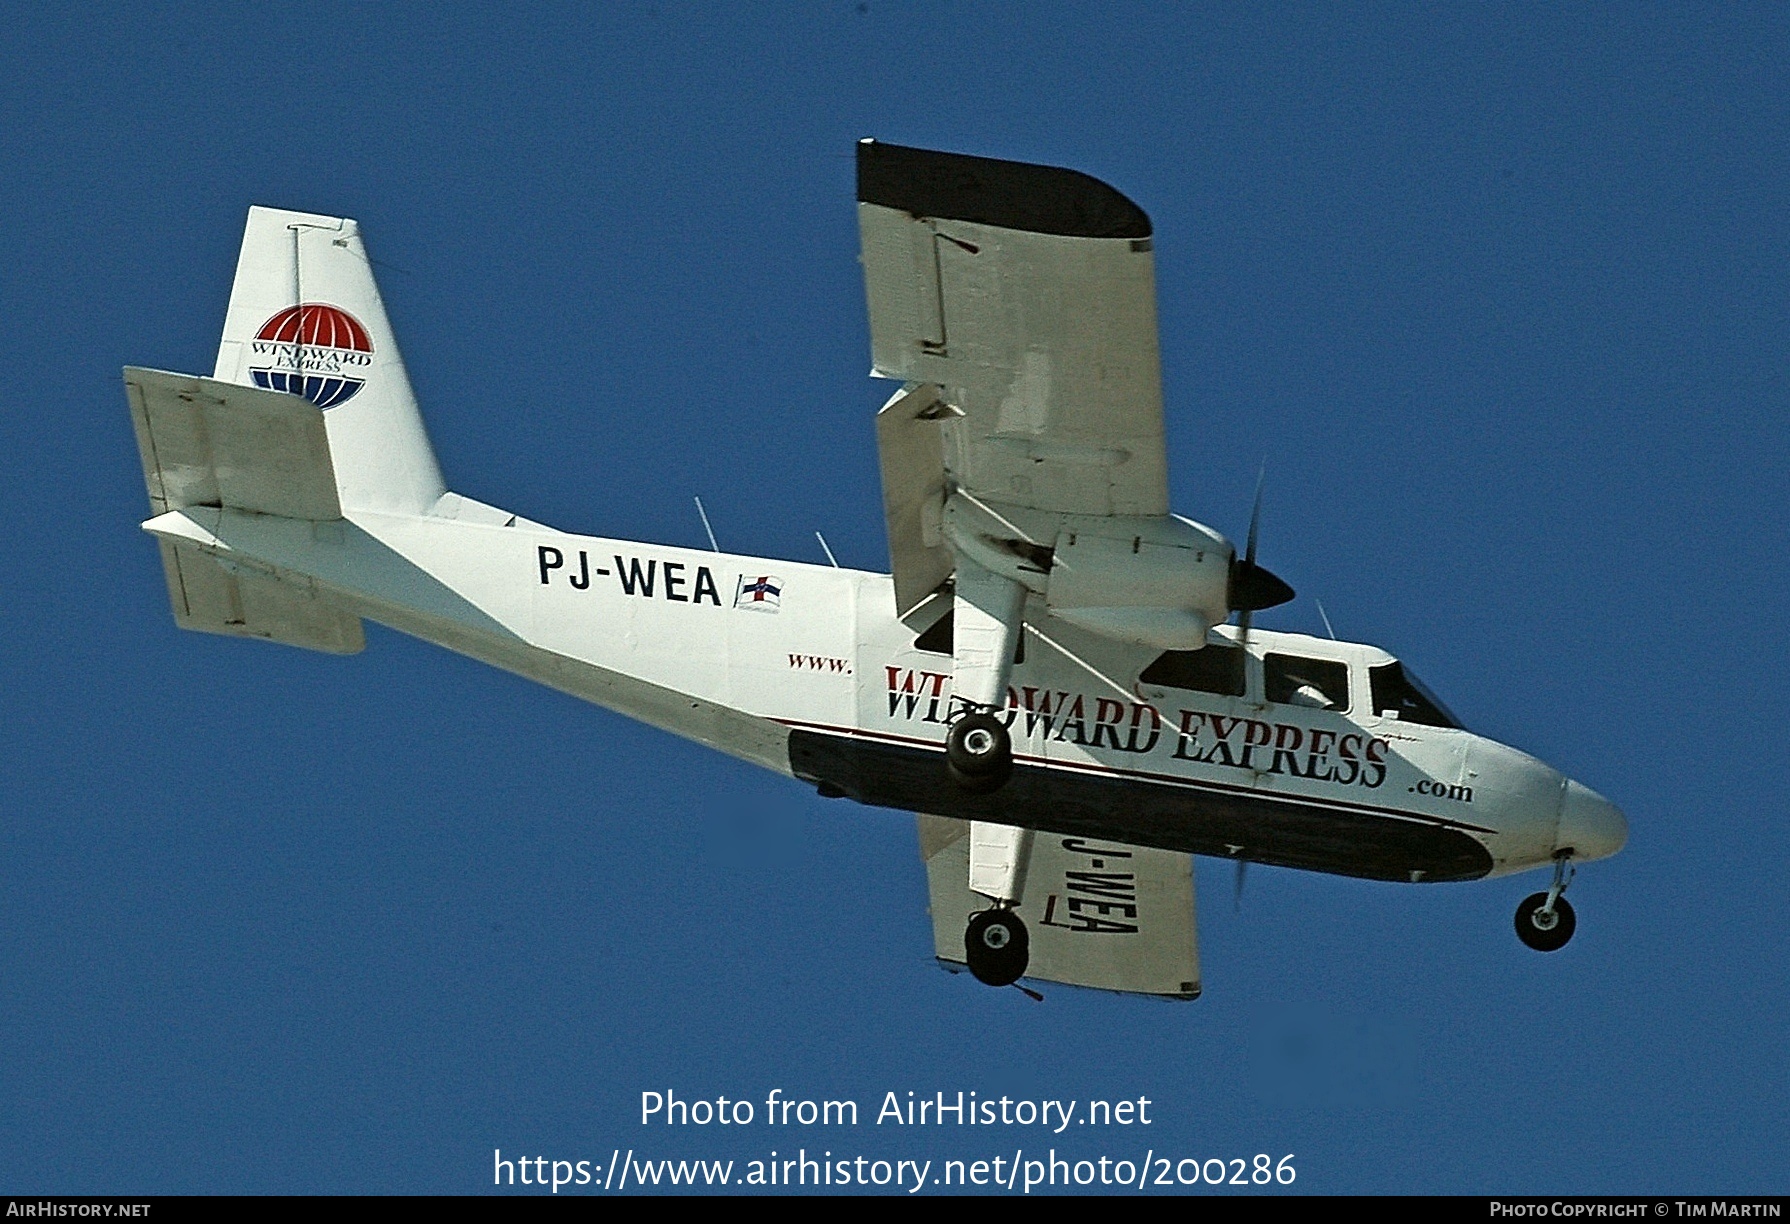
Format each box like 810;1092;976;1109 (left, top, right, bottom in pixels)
856;139;1151;239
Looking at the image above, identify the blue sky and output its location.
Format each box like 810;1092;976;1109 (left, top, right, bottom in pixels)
1;3;1785;1194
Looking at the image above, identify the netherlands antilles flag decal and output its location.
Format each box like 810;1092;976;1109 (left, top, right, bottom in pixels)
248;303;374;408
734;574;783;612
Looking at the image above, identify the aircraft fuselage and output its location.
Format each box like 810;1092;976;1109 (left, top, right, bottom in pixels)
144;501;1626;887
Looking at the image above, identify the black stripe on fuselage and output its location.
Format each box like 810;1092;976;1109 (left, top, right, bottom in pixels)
788;728;1493;884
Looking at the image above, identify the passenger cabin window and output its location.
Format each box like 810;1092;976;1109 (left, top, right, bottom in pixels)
1264;654;1349;711
914;612;953;655
1370;662;1463;729
1139;643;1246;697
913;611;1023;663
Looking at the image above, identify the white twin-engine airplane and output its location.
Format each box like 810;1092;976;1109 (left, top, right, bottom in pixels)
124;141;1626;1000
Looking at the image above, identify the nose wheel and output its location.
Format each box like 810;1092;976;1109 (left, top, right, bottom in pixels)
946;711;1013;793
1515;854;1577;952
964;907;1030;986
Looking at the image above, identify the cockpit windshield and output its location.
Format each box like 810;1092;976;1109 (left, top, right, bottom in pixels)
1369;662;1464;729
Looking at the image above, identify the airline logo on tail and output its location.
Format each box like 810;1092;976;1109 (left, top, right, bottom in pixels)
249;303;373;408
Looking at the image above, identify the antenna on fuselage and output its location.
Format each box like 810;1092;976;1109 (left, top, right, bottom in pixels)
815;531;840;568
693;496;720;552
1316;599;1337;640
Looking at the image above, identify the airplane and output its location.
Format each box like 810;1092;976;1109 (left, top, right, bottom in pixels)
121;139;1627;1000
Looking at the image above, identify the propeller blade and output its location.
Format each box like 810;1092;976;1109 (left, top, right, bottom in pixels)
1245;466;1265;566
1229;466;1295;615
1233;857;1248;912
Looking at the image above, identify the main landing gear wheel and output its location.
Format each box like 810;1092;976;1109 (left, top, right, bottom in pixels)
964;907;1030;987
946;711;1012;793
1515;893;1576;951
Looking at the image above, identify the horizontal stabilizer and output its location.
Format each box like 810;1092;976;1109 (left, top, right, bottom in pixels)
919;815;1199;999
125;367;342;520
126;367;364;653
155;538;364;654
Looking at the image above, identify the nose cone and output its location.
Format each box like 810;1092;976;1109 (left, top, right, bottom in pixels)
1557;780;1628;861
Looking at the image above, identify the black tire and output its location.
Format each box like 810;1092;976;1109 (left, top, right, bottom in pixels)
1514;892;1576;952
964;908;1030;987
946;711;1012;793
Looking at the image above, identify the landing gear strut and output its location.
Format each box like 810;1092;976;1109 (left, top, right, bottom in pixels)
964;906;1030;986
946;711;1012;793
1515;853;1577;952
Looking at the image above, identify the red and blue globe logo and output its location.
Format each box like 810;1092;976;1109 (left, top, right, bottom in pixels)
248;304;374;408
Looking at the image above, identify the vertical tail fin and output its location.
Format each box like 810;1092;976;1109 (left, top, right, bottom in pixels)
211;206;446;516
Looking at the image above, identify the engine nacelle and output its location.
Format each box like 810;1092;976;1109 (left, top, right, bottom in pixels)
1045;518;1232;649
938;494;1234;651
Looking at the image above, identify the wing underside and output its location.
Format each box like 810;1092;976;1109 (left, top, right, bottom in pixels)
860;140;1170;606
919;815;1200;999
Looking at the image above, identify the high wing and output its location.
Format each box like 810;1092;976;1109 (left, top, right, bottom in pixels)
918;816;1200;1000
860;140;1168;613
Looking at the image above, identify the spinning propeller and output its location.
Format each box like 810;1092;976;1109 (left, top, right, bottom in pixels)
1228;469;1296;641
1226;469;1293;912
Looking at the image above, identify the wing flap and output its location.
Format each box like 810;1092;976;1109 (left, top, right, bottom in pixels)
875;384;954;616
919;815;1200;999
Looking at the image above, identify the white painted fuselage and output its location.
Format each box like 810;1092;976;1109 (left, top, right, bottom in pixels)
145;498;1627;887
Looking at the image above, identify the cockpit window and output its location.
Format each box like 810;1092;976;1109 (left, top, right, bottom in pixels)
1139;642;1246;697
1370;662;1463;729
1264;654;1350;711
